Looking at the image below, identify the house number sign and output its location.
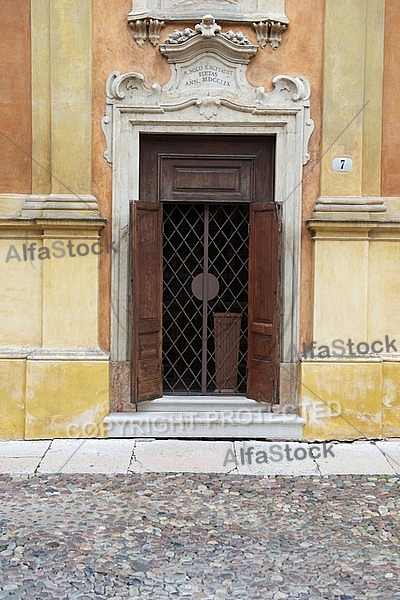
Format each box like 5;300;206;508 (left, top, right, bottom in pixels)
332;157;353;172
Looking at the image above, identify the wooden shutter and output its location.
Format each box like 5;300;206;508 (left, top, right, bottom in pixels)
247;202;280;402
131;201;163;404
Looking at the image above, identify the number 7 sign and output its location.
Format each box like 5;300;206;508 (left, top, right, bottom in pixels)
332;157;353;172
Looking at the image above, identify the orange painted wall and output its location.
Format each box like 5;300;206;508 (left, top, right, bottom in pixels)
92;0;325;350
0;1;31;193
381;0;400;197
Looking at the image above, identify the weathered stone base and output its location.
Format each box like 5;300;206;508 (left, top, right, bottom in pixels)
110;361;132;412
299;359;400;440
0;357;109;439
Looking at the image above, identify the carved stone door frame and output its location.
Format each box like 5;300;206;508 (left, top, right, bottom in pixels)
102;17;314;405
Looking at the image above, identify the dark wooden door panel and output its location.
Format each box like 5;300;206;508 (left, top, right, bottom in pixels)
131;201;163;403
247;202;280;402
140;134;274;204
160;156;253;202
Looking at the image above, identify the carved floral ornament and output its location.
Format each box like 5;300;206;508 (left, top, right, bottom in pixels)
102;16;314;165
128;0;288;48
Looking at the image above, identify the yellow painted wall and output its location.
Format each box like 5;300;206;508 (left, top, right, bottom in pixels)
303;221;400;440
25;360;109;439
42;233;100;349
382;362;400;437
0;1;32;193
321;0;365;197
312;228;369;346
0;1;109;440
300;359;400;441
0;238;42;346
382;0;400;197
302;0;400;440
321;0;384;198
368;236;400;343
0;360;26;439
50;1;93;195
300;361;382;440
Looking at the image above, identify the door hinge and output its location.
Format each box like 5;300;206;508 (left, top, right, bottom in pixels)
274;201;283;232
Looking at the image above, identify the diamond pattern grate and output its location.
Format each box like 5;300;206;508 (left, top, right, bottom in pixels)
163;203;249;394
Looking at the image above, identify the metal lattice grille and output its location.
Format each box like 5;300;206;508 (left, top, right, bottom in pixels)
163;203;249;395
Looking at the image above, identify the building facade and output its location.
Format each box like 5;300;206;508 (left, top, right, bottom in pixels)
0;0;399;440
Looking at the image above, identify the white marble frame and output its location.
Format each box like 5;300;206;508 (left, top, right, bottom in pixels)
109;104;306;373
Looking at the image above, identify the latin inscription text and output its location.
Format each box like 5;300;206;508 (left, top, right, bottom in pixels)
183;63;234;88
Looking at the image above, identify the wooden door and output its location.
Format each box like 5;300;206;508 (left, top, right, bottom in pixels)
247;202;280;402
134;134;279;404
131;201;163;403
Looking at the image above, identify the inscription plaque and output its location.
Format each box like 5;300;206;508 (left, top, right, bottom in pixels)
159;17;259;99
183;62;234;89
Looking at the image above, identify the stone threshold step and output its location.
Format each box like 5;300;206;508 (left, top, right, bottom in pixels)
138;396;273;413
104;412;306;439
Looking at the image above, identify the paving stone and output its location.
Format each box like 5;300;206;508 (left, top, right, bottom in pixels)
0;473;399;598
37;439;135;474
315;441;396;475
234;441;320;475
0;457;43;475
0;441;51;474
0;441;50;457
129;440;235;473
375;441;400;474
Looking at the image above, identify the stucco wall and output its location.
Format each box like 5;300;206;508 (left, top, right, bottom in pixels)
0;0;31;193
382;0;400;197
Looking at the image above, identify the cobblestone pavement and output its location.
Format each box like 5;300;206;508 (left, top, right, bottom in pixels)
0;474;399;599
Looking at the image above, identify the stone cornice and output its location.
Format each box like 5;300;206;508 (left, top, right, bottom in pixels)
312;196;387;220
0;216;107;233
0;193;103;221
307;219;400;241
128;3;288;48
22;194;100;218
0;347;110;360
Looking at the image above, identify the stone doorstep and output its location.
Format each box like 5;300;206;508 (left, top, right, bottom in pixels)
138;396;273;412
104;411;306;440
